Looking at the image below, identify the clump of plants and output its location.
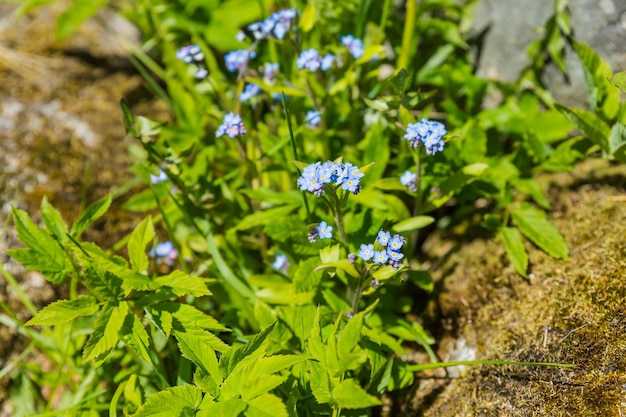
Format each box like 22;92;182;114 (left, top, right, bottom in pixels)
4;0;626;415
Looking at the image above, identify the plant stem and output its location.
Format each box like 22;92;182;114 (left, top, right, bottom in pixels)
351;266;369;315
333;196;349;246
409;148;423;256
397;0;417;71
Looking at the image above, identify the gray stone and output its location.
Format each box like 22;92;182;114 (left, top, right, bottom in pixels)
472;0;626;107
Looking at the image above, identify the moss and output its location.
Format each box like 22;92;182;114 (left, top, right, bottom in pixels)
403;158;626;416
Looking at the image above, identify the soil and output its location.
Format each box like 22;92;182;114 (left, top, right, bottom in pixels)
397;159;626;416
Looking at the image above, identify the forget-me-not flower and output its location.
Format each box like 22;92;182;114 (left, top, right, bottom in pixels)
341;35;365;59
150;241;178;266
317;221;333;239
305;110;321;127
297;160;364;196
358;243;374;261
176;45;204;64
240;83;261;102
400;170;417;192
216;113;246;138
404;118;447;155
248;8;297;40
224;49;256;72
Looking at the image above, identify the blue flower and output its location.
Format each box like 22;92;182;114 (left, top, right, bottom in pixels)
341;35;365;59
305;110;321;127
224;49;256;73
176;45;204;64
376;230;391;246
150;169;168;184
194;67;208;79
264;62;279;80
317;221;333;239
297;161;364;196
386;247;404;261
272;254;290;273
358;243;374;261
240;83;261;102
388;235;405;252
373;250;389;264
216;113;246;138
297;48;322;71
150;241;178;266
321;54;335;71
248;9;297;40
400;170;417;191
404;118;447;155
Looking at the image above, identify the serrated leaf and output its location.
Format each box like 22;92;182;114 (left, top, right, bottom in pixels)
40;197;68;242
128;216;154;272
156;302;230;333
154;271;212;297
511;205;569;259
501;227;529;277
174;329;222;389
338;313;363;358
308;361;332;404
119;313;152;365
246;394;289;417
332;378;382;409
220;322;276;376
392;216;435;233
84;267;124;301
608;122;626;162
26;295;99;326
83;301;129;362
196;399;246;417
555;104;610;152
610;70;626;94
133;385;203;417
71;194;112;239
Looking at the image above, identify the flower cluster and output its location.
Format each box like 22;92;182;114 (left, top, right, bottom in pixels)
400;170;417;192
297;49;335;72
404;118;447;155
357;230;406;269
308;221;333;243
341;35;365;59
176;44;208;79
224;49;256;73
149;241;178;266
248;8;297;40
297;161;364;196
216;113;246;138
240;83;261;102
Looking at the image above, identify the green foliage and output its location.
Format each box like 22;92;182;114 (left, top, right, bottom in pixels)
6;0;607;415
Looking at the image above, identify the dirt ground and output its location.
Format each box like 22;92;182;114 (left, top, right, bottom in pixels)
396;159;626;416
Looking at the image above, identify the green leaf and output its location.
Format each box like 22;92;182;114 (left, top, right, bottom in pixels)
392;216;435;233
174;330;222;389
71;194;112;239
315;260;360;279
9;206;73;284
246;394;289;417
233;205;298;231
84;267;124;301
372;178;407;192
308;361;332;404
332;378;382;409
40;197;68;242
55;0;107;40
501;227;529;277
128;216;154;273
133;385;203;417
510;178;551;209
406;270;433;292
299;2;315;32
555;104;610;152
511;205;569;259
197;399;246;417
481;214;502;231
154;271;212;297
293;257;324;293
119;314;153;365
608;122;626;163
610;70;626;94
220;322;276;376
156;302;230;333
363;98;389;112
338;313;364;358
25;295;99;326
83;302;129;362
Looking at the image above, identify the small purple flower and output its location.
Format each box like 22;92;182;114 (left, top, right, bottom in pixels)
308;231;319;243
297;49;322;71
240;83;261;102
216;113;246;138
317;221;333;239
400;170;417;192
150;241;178;266
348;253;356;264
264;63;279;80
376;230;391;247
404;118;447;155
224;49;256;73
272;254;290;273
150;169;168;184
371;278;380;289
341;35;365;59
358;243;374;261
176;45;204;64
305;110;321;127
321;54;335;71
373;250;389;264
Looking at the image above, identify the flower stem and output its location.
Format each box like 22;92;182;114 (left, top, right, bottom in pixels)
351;266;369;315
